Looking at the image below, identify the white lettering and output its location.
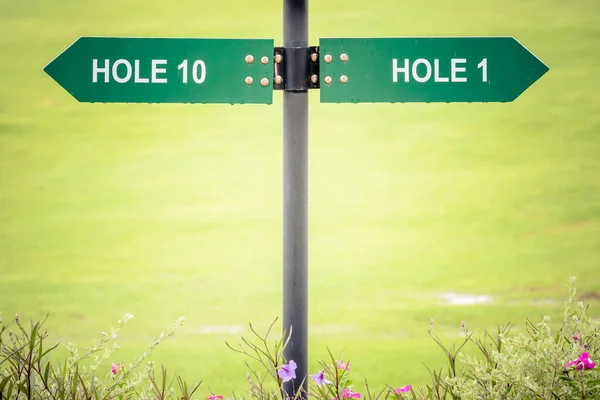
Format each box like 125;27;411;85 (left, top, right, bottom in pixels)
134;60;149;83
178;60;188;83
392;58;410;83
92;59;110;83
192;60;206;84
478;58;488;82
434;59;449;82
451;58;467;82
112;59;132;83
412;58;432;83
152;60;168;83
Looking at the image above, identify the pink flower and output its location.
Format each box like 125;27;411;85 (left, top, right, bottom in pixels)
395;385;412;394
207;395;224;400
565;352;596;371
111;362;123;375
338;388;360;399
337;360;352;371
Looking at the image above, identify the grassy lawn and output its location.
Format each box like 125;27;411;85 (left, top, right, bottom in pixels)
1;0;599;395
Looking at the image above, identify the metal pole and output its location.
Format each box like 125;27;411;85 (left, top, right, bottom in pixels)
283;0;308;398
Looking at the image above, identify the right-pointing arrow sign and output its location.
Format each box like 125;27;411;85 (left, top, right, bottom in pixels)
319;36;549;103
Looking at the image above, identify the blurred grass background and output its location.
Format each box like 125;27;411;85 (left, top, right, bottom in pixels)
1;0;599;395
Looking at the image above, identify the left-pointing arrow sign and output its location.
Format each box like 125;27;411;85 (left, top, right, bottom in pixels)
44;37;274;104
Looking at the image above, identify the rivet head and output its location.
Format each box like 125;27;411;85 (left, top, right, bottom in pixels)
245;76;253;85
245;55;254;64
311;53;318;62
274;75;283;84
340;53;349;62
324;76;332;85
310;74;318;84
324;54;333;63
261;56;269;64
275;54;283;64
260;77;269;87
340;75;348;84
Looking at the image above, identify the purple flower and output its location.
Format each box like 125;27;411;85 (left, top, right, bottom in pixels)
278;360;297;382
565;352;596;371
310;370;330;387
395;385;411;394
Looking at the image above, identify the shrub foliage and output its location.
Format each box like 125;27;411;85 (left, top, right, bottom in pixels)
1;277;598;399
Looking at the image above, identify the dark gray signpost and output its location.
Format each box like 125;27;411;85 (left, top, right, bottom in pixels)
44;0;549;397
282;0;309;397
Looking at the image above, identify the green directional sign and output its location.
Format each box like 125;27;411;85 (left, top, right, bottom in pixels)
44;37;274;104
319;37;549;103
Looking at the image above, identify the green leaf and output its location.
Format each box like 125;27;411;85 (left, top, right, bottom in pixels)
16;380;28;393
43;362;50;384
326;347;337;367
6;380;14;399
78;371;90;399
0;375;11;394
30;372;36;394
36;332;44;364
40;341;60;360
29;322;39;354
558;375;575;383
71;365;78;397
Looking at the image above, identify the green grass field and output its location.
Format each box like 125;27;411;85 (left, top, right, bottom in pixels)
1;0;600;395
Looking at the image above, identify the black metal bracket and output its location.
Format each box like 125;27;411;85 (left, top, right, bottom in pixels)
308;45;320;89
273;46;319;91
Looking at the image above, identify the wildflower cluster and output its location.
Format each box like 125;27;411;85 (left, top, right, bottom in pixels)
0;313;200;399
427;276;600;399
226;320;412;400
275;358;412;399
1;277;599;399
305;355;411;400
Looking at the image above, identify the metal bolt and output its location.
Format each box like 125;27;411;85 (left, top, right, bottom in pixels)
261;56;269;64
324;54;333;63
311;53;318;62
340;53;349;62
260;77;270;87
245;76;253;85
340;75;348;84
310;74;318;84
275;54;283;64
275;75;283;84
324;76;332;85
245;55;254;64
